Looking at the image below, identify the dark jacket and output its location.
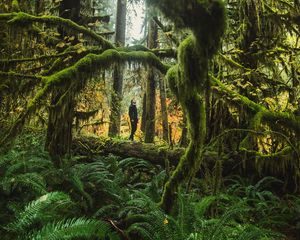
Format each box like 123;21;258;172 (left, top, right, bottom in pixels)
129;104;138;122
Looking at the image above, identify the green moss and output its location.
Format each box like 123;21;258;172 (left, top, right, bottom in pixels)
166;65;179;98
151;0;227;213
12;0;20;11
210;74;300;137
1;12;114;49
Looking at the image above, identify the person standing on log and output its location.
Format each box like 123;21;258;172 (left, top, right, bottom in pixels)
129;99;138;141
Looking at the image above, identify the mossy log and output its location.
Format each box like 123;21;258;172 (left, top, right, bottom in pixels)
72;136;184;166
71;135;299;191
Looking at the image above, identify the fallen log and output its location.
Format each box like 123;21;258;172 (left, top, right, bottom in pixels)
72;135;299;192
72;136;184;166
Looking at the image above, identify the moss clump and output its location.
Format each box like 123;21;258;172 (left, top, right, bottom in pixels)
12;0;20;11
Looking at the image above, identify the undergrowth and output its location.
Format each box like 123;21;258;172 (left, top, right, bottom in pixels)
0;133;299;239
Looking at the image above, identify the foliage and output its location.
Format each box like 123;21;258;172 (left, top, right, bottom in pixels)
0;133;299;239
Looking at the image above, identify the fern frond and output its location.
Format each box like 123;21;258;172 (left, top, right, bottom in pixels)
7;192;74;232
0;173;47;195
118;157;154;171
28;217;118;240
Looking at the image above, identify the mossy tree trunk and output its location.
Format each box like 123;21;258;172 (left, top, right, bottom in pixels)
144;19;158;143
159;76;169;142
146;0;227;213
160;36;208;212
45;89;75;165
45;0;81;164
108;0;127;137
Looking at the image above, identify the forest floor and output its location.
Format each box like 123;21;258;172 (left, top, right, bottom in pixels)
0;131;299;240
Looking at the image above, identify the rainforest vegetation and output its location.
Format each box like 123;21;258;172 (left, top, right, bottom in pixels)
0;0;300;239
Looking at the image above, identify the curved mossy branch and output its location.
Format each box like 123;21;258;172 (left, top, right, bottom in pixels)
210;74;300;137
0;12;114;49
159;35;209;213
147;0;226;213
0;49;171;148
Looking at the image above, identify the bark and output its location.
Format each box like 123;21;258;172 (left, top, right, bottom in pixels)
141;93;146;132
45;0;80;163
45;88;74;165
109;65;124;136
144;19;158;143
109;0;127;137
159;76;169;142
179;114;188;147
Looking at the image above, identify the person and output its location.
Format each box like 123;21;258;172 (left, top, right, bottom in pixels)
129;99;138;141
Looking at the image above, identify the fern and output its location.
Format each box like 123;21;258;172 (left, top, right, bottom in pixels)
7;192;75;232
118;157;154;171
28;217;119;240
1;172;47;195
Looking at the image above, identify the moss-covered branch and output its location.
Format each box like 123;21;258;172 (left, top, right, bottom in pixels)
0;12;114;49
0;49;171;148
210;74;300;136
0;52;78;64
120;45;177;58
0;71;42;80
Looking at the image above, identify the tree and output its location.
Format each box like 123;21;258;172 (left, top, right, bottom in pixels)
44;0;81;165
144;18;158;143
159;75;169;142
108;0;127;137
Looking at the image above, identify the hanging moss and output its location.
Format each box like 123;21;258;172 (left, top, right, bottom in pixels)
210;74;300;137
0;12;114;49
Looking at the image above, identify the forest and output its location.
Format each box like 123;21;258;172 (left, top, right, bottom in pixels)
0;0;300;239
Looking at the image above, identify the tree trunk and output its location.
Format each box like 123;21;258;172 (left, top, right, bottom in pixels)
109;65;124;136
108;0;127;137
141;93;146;132
159;76;169;142
45;89;74;165
45;0;80;164
179;114;188;147
144;19;158;143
